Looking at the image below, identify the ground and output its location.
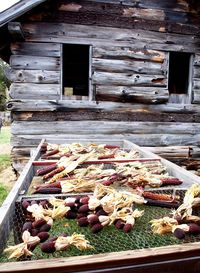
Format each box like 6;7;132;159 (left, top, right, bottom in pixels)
0;126;16;204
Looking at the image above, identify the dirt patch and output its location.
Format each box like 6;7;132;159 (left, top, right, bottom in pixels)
0;166;16;190
0;143;11;154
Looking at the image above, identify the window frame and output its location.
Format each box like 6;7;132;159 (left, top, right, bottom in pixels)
60;43;93;101
167;51;193;103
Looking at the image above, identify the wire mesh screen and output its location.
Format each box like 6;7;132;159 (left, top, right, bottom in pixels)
1;189;200;263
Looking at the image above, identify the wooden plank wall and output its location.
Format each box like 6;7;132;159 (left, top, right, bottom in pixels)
6;0;200;172
7;43;61;100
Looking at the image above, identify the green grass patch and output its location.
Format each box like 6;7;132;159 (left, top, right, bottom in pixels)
0;154;11;172
0;126;11;144
0;183;8;206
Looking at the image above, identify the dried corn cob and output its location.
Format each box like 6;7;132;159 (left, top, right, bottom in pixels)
41;149;59;159
142;191;179;202
43;166;65;180
36;164;57;176
34;181;61;191
161;177;183;185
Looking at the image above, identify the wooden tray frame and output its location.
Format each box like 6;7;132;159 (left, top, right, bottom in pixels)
1;139;200;273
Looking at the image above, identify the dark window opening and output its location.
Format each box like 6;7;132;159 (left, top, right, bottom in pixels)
62;44;90;98
168;52;191;95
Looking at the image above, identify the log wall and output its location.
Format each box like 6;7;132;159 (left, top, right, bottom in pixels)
6;0;200;172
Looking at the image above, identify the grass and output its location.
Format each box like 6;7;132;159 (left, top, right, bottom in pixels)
0;184;8;205
0;154;11;172
0;126;11;144
0;126;11;204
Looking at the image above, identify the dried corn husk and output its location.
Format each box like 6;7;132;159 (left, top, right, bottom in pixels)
4;231;40;259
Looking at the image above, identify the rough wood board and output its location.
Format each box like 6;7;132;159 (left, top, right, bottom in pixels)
9;83;60;100
10;55;60;71
7;100;200;113
6;69;60;84
11;121;200;135
11;42;61;57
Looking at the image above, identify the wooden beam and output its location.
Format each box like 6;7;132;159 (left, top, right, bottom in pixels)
6;100;200;114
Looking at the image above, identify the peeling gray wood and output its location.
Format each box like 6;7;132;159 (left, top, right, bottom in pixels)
9;83;60;100
11;133;200;148
93;47;166;63
6;69;60;83
92;58;165;74
11;42;61;57
7;100;200;113
93;72;167;87
96;86;169;103
11;121;200;135
21;22;200;52
10;55;60;70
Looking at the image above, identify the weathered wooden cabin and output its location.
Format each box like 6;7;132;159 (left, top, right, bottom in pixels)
1;0;200;172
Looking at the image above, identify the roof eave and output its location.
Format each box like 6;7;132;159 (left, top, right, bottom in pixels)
0;0;46;28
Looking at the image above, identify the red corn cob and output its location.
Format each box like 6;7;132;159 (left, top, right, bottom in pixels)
104;145;120;149
41;149;59;159
36;164;57;176
22;222;32;232
32;219;47;229
161;177;183;186
37;232;50;242
65;211;77;219
41;241;56;253
115;219;125;229
145;199;179;209
31;229;39;237
173;223;200;239
102;173;123;186
173;228;185;239
142;191;179;202
98;154;115;160
33;187;62;194
77;217;89;227
91;223;103;233
22;200;30;209
78;204;90;213
43;166;65;180
39;224;51;232
35;181;61;190
123;223;133;233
